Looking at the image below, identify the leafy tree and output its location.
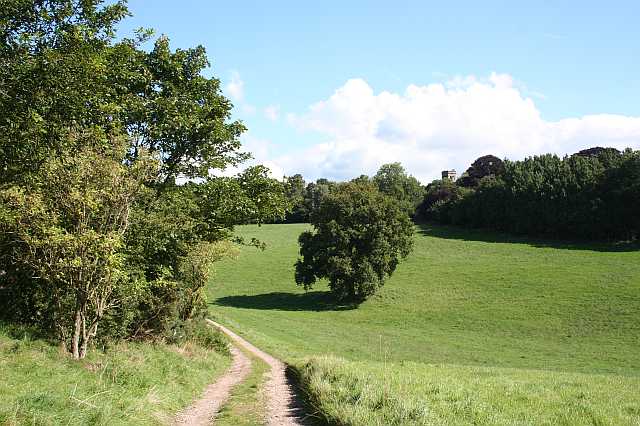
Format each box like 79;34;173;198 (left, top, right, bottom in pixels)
176;241;237;321
0;135;156;358
0;0;246;185
574;146;620;159
350;174;371;185
457;155;505;188
416;179;468;222
373;162;424;217
0;0;130;183
303;178;336;215
120;35;248;182
283;174;308;222
295;182;414;302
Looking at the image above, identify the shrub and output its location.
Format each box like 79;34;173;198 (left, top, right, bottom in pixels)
166;319;230;355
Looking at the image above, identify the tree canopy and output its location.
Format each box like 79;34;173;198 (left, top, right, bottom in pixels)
418;148;640;241
295;181;414;302
0;0;288;358
373;162;424;216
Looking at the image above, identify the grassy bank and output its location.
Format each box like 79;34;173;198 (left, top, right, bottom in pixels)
0;323;230;425
207;222;640;423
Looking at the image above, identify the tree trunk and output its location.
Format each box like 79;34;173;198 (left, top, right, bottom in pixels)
71;308;82;359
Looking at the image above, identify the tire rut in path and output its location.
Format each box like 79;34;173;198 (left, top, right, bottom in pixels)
174;344;251;426
206;319;307;426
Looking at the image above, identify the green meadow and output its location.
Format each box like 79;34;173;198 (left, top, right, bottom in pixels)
208;223;640;424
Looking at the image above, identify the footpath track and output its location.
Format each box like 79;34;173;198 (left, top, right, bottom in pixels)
174;319;307;425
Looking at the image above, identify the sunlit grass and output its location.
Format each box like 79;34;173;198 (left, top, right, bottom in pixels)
207;222;640;424
298;356;640;425
0;324;230;425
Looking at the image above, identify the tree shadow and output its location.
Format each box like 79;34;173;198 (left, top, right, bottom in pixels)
212;291;357;312
416;222;639;253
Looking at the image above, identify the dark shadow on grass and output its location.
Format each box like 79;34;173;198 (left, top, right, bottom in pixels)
212;291;357;312
417;222;639;252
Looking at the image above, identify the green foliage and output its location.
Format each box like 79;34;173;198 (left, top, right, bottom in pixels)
122;35;248;181
457;154;505;188
176;241;238;321
0;0;131;183
416;178;470;221
303;178;337;217
0;0;289;359
283;174;308;222
166;318;230;355
421;149;640;240
373;162;424;217
0;137;157;358
295;182;414;302
0;0;246;185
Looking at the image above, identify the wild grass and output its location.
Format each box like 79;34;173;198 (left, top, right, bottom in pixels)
298;356;640;425
207;222;640;424
0;323;230;425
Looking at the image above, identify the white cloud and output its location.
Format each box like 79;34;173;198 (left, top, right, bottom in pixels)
271;74;640;183
225;70;244;101
264;104;280;121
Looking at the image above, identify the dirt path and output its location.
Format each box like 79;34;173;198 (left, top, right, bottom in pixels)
206;319;307;426
174;344;251;426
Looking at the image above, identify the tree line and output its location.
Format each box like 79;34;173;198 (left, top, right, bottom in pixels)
282;162;424;223
418;148;640;241
281;147;639;246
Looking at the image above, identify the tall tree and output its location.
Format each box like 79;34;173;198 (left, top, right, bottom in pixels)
457;155;505;188
283;174;308;222
373;162;424;217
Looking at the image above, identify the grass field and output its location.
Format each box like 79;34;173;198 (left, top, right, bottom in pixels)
0;323;230;425
208;223;640;424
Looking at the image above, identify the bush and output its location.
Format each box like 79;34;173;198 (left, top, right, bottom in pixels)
0;139;156;359
166;319;230;355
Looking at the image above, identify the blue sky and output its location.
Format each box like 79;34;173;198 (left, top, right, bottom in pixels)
117;0;640;182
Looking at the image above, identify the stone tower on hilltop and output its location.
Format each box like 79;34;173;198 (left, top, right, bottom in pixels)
441;170;457;181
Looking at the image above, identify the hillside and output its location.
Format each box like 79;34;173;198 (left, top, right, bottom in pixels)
207;223;640;424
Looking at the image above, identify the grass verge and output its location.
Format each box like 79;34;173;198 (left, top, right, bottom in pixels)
0;322;230;425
